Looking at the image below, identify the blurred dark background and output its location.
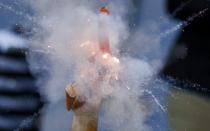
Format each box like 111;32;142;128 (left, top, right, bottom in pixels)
0;1;42;131
162;0;210;130
163;0;210;95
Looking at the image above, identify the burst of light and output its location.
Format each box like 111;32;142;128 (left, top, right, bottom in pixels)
113;57;120;63
102;53;109;59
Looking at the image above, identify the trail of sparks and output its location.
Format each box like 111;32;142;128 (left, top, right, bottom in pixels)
172;0;192;16
14;111;41;131
160;8;208;38
145;90;166;112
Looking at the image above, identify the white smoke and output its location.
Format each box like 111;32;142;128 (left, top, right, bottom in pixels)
25;0;172;131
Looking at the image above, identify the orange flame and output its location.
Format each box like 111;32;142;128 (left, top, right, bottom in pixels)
100;6;110;15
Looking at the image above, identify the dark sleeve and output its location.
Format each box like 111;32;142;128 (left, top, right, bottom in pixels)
0;48;43;131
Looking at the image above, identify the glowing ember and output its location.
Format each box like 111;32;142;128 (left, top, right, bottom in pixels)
79;41;120;67
78;40;121;86
100;6;110;15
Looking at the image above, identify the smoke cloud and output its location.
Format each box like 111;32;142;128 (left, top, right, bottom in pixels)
25;0;170;131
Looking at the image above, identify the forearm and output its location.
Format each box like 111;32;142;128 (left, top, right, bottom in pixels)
66;85;100;131
71;114;98;131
